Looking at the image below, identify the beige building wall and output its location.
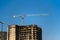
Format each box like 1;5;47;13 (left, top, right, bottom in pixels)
8;25;16;40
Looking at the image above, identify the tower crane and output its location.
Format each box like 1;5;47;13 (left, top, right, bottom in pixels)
13;14;48;25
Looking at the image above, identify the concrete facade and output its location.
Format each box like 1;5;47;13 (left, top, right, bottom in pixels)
8;25;16;40
8;25;42;40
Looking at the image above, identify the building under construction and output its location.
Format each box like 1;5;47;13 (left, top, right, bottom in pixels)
8;24;42;40
0;31;7;40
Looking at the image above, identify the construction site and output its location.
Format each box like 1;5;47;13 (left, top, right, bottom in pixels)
0;14;48;40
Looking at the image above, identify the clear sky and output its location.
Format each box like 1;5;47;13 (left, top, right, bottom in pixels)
0;0;60;40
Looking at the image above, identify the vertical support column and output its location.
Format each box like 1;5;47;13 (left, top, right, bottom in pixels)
19;28;20;40
35;27;37;40
31;27;33;40
27;33;29;40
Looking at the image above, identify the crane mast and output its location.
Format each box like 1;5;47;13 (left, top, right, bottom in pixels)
21;16;24;25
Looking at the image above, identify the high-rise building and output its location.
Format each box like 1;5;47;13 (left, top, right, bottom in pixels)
0;31;7;40
8;24;42;40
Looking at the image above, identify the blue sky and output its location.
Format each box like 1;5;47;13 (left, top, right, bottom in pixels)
0;0;60;40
